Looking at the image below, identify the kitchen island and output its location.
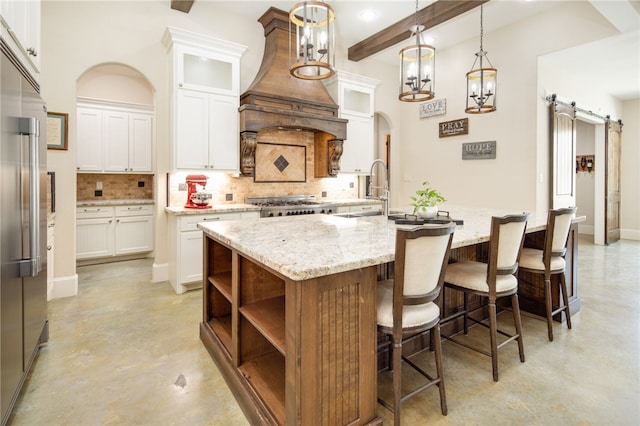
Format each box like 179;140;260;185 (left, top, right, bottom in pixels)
198;206;582;425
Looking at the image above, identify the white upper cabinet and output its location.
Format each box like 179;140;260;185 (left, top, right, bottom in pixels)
162;26;246;172
324;71;379;174
0;0;41;73
76;107;103;172
103;111;129;172
177;45;237;94
175;88;239;170
76;100;154;173
128;113;153;172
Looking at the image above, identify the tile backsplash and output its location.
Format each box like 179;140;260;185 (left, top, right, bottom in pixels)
77;174;154;200
169;128;360;206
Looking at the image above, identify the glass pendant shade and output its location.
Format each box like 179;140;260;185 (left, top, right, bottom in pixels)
289;1;336;80
465;54;497;113
399;25;435;102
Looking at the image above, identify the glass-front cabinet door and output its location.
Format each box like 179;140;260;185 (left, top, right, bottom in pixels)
176;45;239;95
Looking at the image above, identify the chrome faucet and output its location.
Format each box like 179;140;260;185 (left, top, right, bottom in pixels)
368;159;390;217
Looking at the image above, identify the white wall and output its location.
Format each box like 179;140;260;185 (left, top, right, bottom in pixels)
364;1;621;215
620;99;640;240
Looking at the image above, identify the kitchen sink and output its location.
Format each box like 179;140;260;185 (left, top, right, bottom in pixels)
332;210;383;218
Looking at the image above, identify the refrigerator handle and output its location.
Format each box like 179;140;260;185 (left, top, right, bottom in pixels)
19;117;41;277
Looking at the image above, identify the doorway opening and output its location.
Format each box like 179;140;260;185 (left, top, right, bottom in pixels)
576;120;597;243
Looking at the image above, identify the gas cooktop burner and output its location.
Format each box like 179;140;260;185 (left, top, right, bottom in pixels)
246;195;336;218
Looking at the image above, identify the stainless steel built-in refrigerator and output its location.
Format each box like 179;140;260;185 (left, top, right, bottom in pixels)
0;37;48;425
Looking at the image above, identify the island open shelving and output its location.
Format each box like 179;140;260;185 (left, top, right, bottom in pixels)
201;232;379;425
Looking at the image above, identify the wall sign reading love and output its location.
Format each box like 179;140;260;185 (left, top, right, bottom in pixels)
419;98;446;119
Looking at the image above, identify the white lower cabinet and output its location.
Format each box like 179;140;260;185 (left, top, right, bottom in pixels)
114;206;154;255
76;207;115;259
76;204;153;260
168;211;259;294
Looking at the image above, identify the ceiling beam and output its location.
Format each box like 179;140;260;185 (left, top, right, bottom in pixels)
348;0;489;62
171;0;195;14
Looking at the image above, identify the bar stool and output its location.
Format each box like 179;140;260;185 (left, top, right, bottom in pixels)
441;213;529;382
377;224;456;426
519;207;577;341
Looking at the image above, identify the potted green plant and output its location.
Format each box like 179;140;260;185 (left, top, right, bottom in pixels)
410;181;446;219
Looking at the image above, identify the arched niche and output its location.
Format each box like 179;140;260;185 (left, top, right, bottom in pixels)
77;63;154;105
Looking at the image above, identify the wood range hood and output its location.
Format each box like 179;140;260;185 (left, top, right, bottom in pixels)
239;7;347;178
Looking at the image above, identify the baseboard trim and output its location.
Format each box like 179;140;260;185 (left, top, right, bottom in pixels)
621;228;640;241
578;224;594;235
50;274;78;300
152;262;169;283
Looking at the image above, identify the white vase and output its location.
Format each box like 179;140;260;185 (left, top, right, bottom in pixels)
416;206;438;219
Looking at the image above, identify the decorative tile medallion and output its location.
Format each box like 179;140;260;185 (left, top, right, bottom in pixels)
274;155;290;172
255;142;306;182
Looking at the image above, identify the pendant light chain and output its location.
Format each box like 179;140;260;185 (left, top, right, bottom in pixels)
479;4;484;54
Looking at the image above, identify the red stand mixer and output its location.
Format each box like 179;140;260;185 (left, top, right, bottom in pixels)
184;174;212;209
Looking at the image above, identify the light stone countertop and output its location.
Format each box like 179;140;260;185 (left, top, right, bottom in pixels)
165;204;261;215
198;205;552;282
77;199;155;207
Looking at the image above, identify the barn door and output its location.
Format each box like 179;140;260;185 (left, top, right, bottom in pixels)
605;121;622;244
550;102;577;208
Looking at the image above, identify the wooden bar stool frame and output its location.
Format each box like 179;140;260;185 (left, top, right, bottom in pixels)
519;207;577;341
377;224;456;426
441;214;529;382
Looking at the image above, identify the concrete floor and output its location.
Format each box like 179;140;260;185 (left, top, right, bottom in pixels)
7;235;640;425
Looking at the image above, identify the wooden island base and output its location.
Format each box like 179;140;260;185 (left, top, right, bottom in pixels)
200;236;382;425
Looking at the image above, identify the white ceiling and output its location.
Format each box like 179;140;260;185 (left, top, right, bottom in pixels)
207;0;640;101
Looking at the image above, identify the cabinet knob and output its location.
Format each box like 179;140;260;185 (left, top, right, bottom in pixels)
178;83;183;88
47;245;52;251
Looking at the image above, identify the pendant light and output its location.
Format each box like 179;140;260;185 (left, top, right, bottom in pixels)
399;0;435;102
289;1;336;80
465;4;497;114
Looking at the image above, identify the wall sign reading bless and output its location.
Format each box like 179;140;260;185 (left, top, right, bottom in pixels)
439;118;468;138
462;141;496;160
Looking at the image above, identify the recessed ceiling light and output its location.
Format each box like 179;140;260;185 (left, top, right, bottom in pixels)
359;9;379;22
